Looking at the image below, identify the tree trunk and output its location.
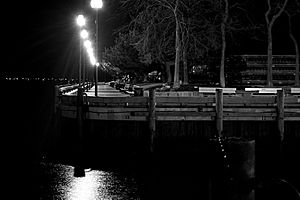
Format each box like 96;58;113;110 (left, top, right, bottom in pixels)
296;49;300;86
265;0;289;87
182;17;189;85
183;46;188;85
220;0;228;88
287;13;299;86
173;0;181;89
165;61;172;83
267;27;273;87
220;22;226;88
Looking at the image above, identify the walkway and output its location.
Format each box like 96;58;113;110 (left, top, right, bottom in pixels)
84;83;129;97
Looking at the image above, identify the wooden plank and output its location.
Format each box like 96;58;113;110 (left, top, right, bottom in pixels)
155;107;198;112
155;91;200;97
223;96;276;104
156;111;216;117
223;108;276;113
59;105;77;111
88;107;148;113
156;116;213;121
156;96;215;104
86;112;147;121
291;88;300;94
61;95;77;104
61;110;76;118
284;108;300;113
285;96;300;103
284;117;300;121
224;116;276;121
223;113;277;117
88;96;148;104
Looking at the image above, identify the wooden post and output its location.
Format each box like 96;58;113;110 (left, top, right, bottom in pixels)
74;87;85;177
216;89;224;137
149;89;156;153
54;86;60;114
277;89;284;141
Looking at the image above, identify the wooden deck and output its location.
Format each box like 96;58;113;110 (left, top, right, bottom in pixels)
55;83;300;122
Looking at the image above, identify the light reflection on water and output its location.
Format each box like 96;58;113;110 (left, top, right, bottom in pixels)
40;163;139;200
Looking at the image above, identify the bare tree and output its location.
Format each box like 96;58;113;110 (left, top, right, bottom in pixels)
285;0;300;86
265;0;289;86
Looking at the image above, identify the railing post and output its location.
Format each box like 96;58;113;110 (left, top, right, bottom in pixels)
54;85;60;114
216;89;224;137
149;89;156;153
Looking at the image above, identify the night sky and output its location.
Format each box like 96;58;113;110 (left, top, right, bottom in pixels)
2;0;122;78
2;0;300;78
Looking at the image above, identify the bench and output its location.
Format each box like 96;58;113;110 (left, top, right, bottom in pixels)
198;87;236;94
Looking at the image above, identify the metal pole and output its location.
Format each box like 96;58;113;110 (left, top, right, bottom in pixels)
79;40;82;88
95;11;99;96
83;46;86;91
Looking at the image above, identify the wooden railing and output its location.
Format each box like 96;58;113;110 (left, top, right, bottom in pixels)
58;89;300;122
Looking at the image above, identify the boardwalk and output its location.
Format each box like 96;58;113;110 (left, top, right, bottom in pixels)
58;83;130;97
84;84;129;97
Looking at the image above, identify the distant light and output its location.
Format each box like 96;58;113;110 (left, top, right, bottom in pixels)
95;62;100;67
76;15;86;27
80;29;89;39
90;0;103;9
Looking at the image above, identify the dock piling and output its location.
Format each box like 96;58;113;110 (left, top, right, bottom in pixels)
74;87;85;177
149;89;156;153
216;89;224;137
277;89;285;141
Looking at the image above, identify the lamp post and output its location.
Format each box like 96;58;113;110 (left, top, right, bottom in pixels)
91;0;103;97
76;15;86;88
80;29;89;90
74;14;86;177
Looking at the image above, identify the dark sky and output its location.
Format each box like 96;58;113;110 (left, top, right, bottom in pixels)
1;0;299;78
2;0;122;78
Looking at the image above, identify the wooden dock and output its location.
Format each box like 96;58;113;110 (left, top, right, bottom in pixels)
55;83;300;140
56;84;300;122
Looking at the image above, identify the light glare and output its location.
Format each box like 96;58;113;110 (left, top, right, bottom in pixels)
84;40;92;49
90;0;103;9
80;29;89;39
76;15;86;27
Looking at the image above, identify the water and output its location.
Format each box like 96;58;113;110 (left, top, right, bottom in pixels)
34;162;139;200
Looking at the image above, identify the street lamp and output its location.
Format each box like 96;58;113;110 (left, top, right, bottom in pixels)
90;0;103;9
91;0;103;96
80;29;89;39
76;14;86;27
